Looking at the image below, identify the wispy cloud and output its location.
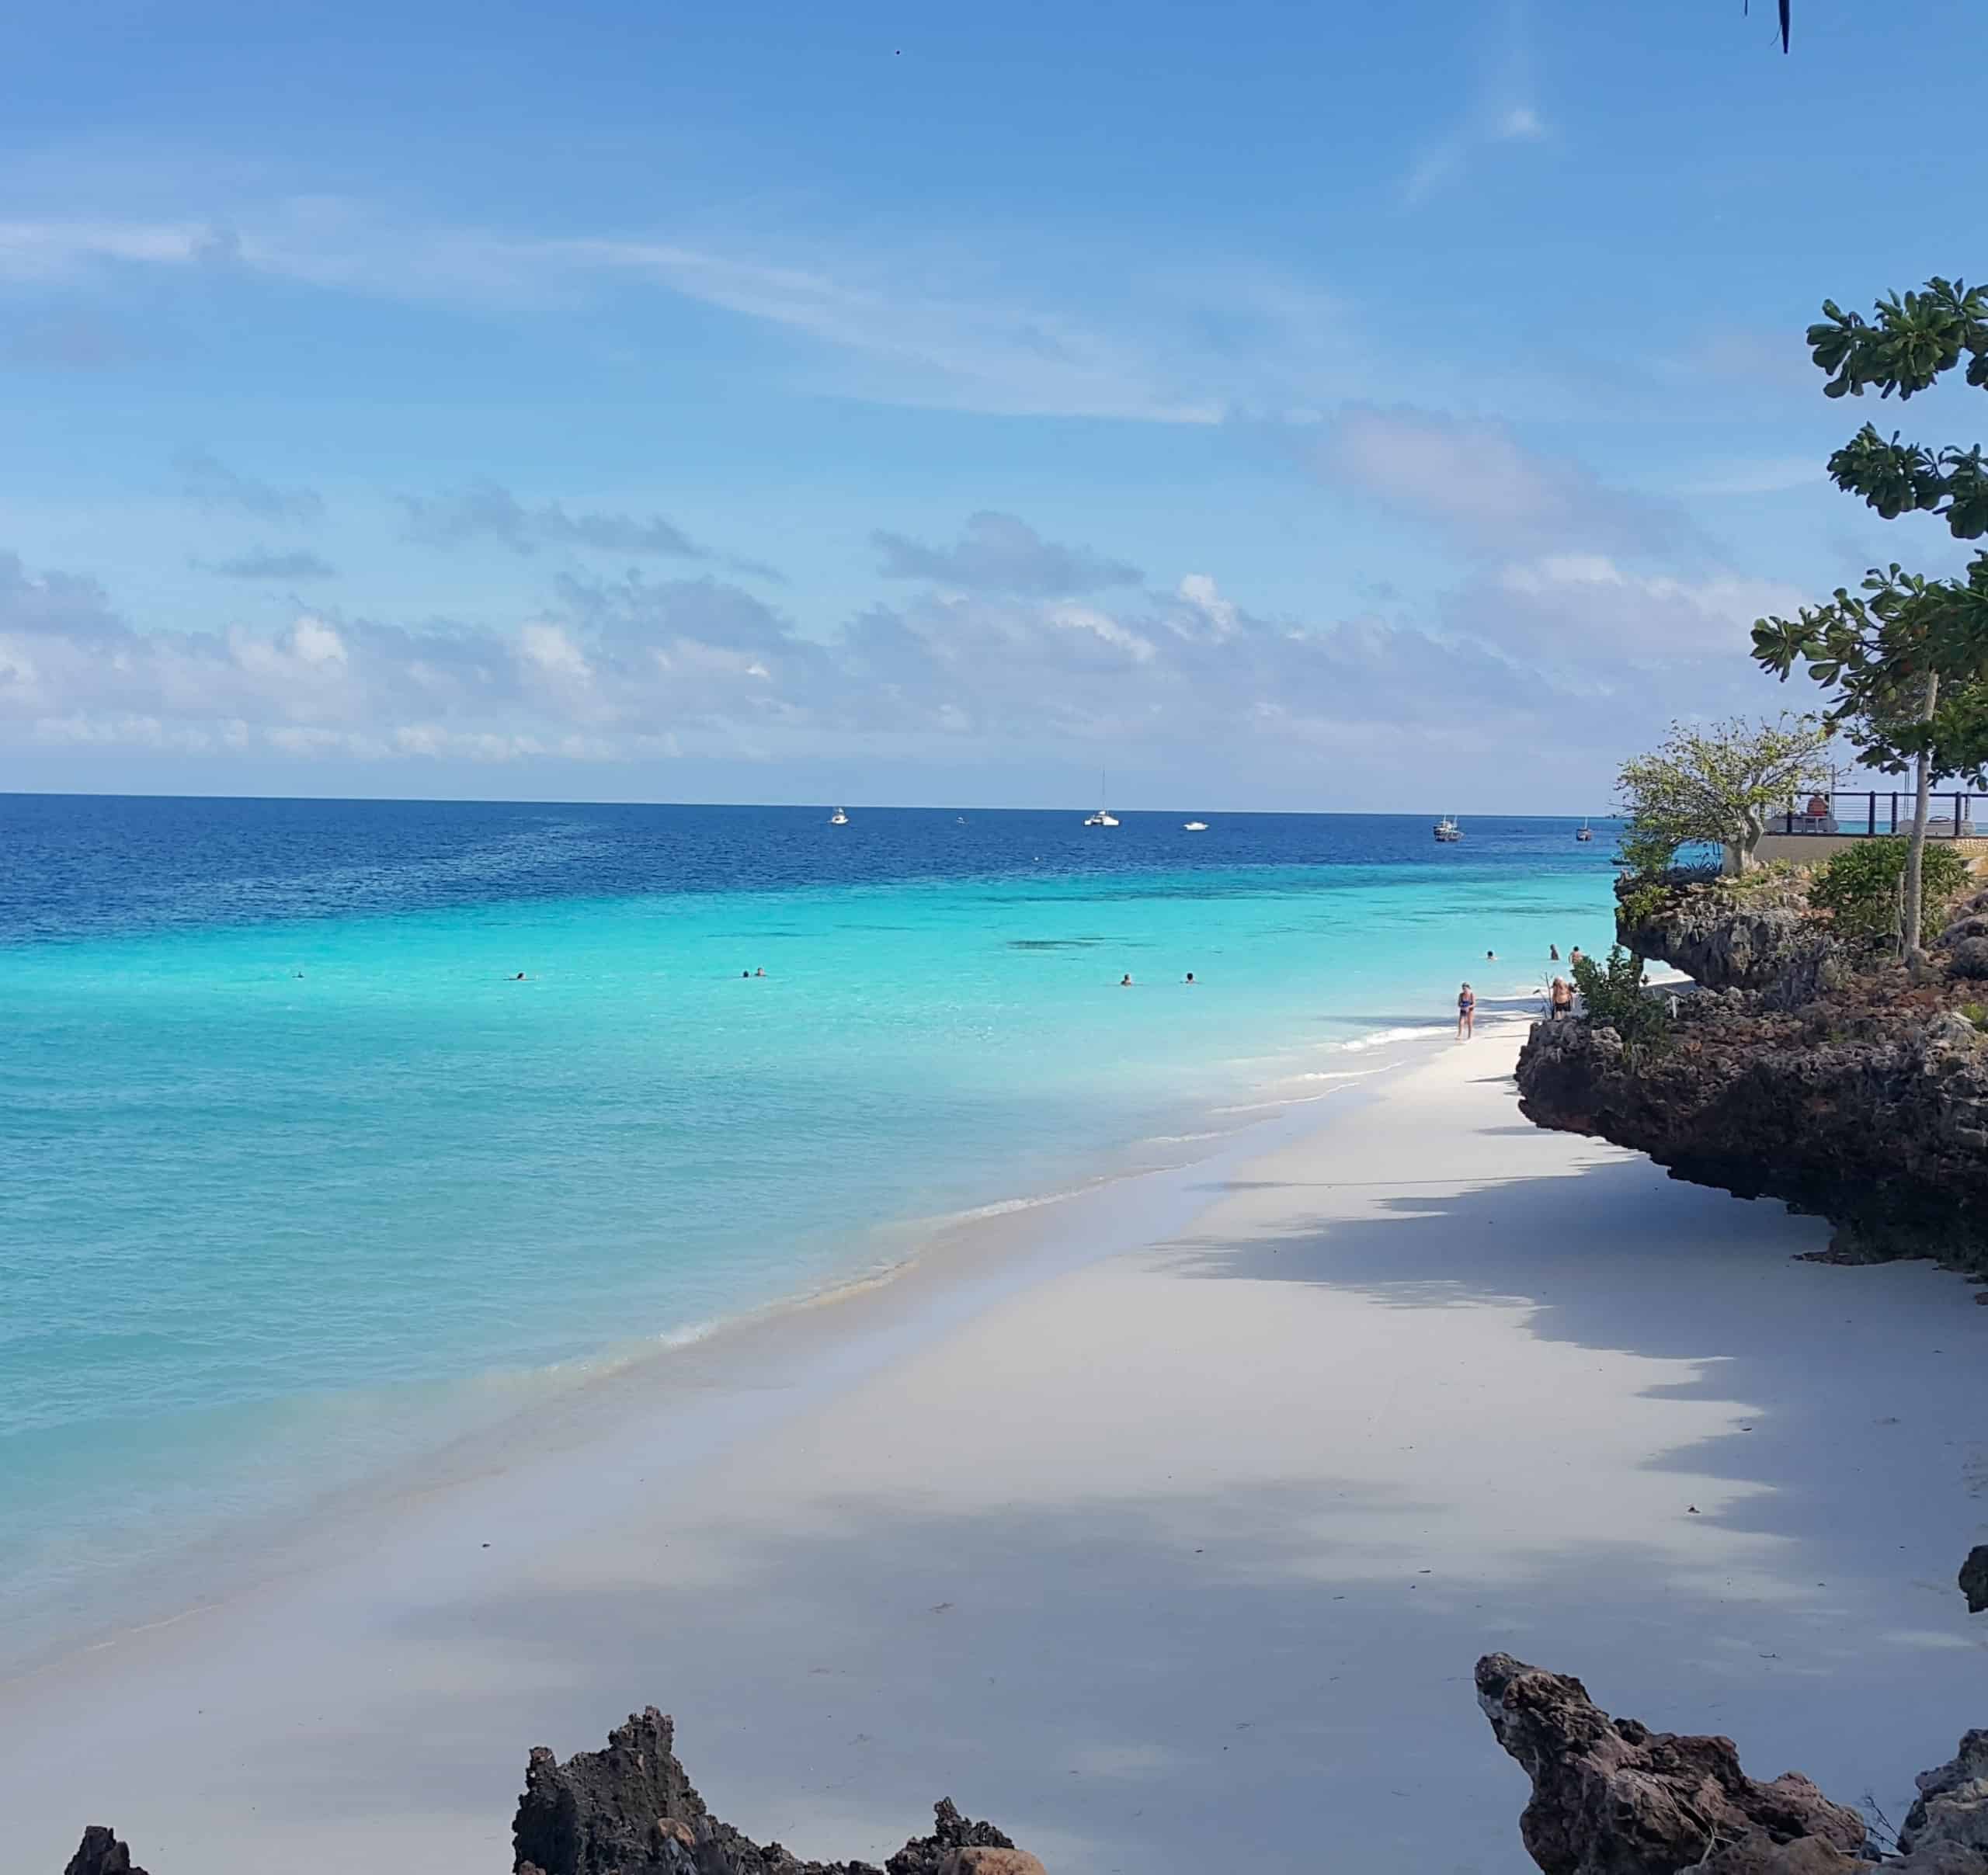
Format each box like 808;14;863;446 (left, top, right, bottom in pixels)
873;512;1143;596
0;205;1355;423
203;548;339;580
1401;3;1549;206
175;449;323;524
398;481;706;561
1310;404;1698;561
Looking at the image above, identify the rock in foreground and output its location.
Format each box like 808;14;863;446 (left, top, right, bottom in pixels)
1474;1652;1868;1873
513;1706;1037;1875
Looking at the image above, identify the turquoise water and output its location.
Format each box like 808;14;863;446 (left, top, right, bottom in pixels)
0;797;1620;1668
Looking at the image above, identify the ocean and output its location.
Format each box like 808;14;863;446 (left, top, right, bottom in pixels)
0;794;1619;1672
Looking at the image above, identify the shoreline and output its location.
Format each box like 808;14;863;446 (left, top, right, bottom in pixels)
0;998;1524;1689
5;1011;1982;1872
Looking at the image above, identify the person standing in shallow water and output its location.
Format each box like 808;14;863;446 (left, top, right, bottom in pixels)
1456;982;1475;1040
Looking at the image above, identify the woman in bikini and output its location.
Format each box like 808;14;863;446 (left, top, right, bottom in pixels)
1456;981;1475;1040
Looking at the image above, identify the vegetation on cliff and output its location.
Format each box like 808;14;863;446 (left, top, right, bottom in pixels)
1753;275;1988;957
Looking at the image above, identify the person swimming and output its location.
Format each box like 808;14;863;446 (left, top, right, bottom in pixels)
754;967;765;977
513;972;527;981
1120;974;1133;987
1549;944;1559;961
1184;971;1195;984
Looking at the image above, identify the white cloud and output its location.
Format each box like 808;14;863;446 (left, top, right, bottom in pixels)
1312;405;1694;560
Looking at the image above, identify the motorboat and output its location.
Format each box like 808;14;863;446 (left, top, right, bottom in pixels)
1183;821;1208;832
829;807;850;825
1434;815;1461;842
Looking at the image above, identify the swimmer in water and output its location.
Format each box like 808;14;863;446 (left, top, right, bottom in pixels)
514;972;527;981
1184;971;1195;984
1549;944;1559;962
1120;974;1133;987
755;967;765;977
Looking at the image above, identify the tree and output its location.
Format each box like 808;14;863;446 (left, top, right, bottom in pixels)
1808;278;1988;536
1753;276;1988;958
1616;715;1831;874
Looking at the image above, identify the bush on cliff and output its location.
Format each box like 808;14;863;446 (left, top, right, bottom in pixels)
1809;836;1971;944
1570;946;1669;1050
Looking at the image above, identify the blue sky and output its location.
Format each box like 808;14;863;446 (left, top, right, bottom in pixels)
1;0;1982;809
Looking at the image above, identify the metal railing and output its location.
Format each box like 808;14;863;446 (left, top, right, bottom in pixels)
1778;790;1979;838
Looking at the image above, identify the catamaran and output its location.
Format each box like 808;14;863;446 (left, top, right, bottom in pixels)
1083;773;1119;827
1434;815;1461;842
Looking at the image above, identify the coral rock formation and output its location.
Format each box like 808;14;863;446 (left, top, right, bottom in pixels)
1474;1652;1868;1873
63;1830;148;1875
1518;879;1988;1267
512;1706;1029;1875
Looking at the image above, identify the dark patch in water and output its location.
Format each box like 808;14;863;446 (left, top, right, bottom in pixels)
1008;938;1110;950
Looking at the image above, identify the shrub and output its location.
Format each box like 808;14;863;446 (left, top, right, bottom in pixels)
1809;838;1972;944
1571;946;1670;1051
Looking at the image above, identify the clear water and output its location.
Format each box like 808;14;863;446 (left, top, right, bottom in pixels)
0;796;1620;1668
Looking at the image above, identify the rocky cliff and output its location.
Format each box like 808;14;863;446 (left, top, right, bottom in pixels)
1519;882;1988;1269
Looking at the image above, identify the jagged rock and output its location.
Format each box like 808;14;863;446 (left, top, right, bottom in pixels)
513;1708;1028;1875
1902;1732;1988;1861
1695;1835;1862;1873
1959;1547;1988;1613
1950;939;1988;981
63;1831;148;1875
934;1853;1048;1875
1474;1653;1866;1874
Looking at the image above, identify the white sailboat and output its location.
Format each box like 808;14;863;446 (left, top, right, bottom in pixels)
1434;814;1461;842
1575;818;1594;842
829;807;850;825
1083;771;1119;827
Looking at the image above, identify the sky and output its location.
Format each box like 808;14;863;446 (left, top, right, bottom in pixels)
1;0;1983;811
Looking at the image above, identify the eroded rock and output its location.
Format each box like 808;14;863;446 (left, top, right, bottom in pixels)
513;1707;1028;1875
1903;1732;1988;1862
1959;1547;1988;1614
63;1830;148;1875
1474;1653;1867;1874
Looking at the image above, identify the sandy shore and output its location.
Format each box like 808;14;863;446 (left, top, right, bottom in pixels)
4;1016;1984;1872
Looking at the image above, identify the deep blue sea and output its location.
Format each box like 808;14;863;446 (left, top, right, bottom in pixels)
0;794;1621;1669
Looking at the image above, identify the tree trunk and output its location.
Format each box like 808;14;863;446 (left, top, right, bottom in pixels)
1904;668;1940;962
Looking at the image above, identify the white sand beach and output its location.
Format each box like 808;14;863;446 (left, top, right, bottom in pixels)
5;1016;1984;1873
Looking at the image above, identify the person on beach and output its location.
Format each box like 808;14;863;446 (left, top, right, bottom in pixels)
1549;977;1573;1020
1457;982;1475;1039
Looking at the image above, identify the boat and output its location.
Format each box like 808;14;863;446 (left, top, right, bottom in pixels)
1434;815;1461;842
829;807;850;825
1183;821;1208;832
1083;771;1119;827
1575;818;1594;842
